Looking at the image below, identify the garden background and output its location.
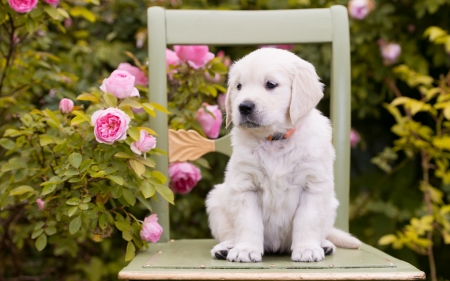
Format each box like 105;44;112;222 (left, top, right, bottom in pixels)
1;0;450;280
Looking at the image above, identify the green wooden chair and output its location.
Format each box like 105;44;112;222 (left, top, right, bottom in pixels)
119;5;425;280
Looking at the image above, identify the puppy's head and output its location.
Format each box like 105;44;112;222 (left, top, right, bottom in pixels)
225;48;323;134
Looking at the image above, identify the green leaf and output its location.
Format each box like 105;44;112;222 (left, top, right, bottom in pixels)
140;181;155;199
35;234;47;251
119;99;142;109
68;206;78;217
39;135;55;146
35;222;45;230
79;203;89;210
122;189;136;206
69;216;82;235
69;152;82;168
136;194;152;212
135;156;155;168
129;159;145;177
77;93;100;103
114;152;133;158
379;234;397;245
10;185;34;196
142;103;156;117
31;228;44;239
99;214;107;230
65;169;80;176
103;92;118;108
115;220;131;231
45;226;57;236
45;108;60;126
210;62;228;75
80;159;93;172
69;6;96;22
41;185;56;196
71;111;92;126
123;230;133;241
44;5;60;20
107;175;124;186
150;102;171;114
155;184;174;204
57;7;70;18
151;170;166;184
0;138;15;150
125;241;136;262
66;197;81;205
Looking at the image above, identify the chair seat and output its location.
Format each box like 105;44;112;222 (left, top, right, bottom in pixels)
118;239;425;280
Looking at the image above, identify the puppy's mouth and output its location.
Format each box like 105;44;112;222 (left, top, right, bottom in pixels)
239;116;261;128
240;121;260;128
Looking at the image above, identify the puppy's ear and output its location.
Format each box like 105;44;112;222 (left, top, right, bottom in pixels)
225;87;232;128
290;61;324;124
225;64;236;128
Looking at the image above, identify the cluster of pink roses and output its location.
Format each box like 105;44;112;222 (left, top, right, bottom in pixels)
58;64;156;155
166;45;215;69
8;0;58;13
347;0;401;65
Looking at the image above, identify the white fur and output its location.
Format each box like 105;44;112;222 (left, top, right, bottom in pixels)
206;48;360;263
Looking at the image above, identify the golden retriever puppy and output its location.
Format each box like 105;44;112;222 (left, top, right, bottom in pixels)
206;48;360;263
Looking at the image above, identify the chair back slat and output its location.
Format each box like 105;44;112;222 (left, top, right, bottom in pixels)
165;9;333;45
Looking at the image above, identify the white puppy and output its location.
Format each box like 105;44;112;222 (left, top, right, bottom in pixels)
206;48;360;263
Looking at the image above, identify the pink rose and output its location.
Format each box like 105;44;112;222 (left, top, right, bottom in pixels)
166;49;180;67
117;63;148;87
91;108;131;144
350;128;361;148
196;103;222;139
99;70;140;99
174;45;215;69
378;40;401;65
140;214;163;243
44;0;59;7
217;94;226;112
59;98;74;113
130;130;157;155
169;162;202;194
36;198;45;211
8;0;37;13
348;0;374;20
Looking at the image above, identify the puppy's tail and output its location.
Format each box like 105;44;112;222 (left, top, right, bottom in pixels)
327;227;361;249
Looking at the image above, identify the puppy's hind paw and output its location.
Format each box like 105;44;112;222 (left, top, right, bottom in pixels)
211;241;233;260
291;245;325;262
321;239;336;256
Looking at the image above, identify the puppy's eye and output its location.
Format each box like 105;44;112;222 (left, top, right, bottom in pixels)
237;83;242;90
266;81;278;90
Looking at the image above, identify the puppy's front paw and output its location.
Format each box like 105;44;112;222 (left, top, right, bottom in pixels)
211;241;234;260
291;245;324;262
226;244;262;263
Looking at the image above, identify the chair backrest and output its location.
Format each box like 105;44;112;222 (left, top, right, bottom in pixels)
147;6;351;242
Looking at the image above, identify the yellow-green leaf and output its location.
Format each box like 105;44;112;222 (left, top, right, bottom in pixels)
35;234;47;251
150;102;171;114
77;93;100;103
119;99;142;109
103;92;117;108
155;184;174;204
10;185;34;196
378;234;397;245
125;241;135;262
140;181;156;199
130;159;145;177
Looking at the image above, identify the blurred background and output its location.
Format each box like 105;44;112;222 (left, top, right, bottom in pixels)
1;0;450;280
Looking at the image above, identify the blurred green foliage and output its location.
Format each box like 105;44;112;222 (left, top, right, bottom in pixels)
2;0;450;280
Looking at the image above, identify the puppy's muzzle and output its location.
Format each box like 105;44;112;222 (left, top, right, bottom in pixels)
238;101;260;128
239;101;255;116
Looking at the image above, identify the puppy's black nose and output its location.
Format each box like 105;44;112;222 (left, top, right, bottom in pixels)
239;101;255;115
